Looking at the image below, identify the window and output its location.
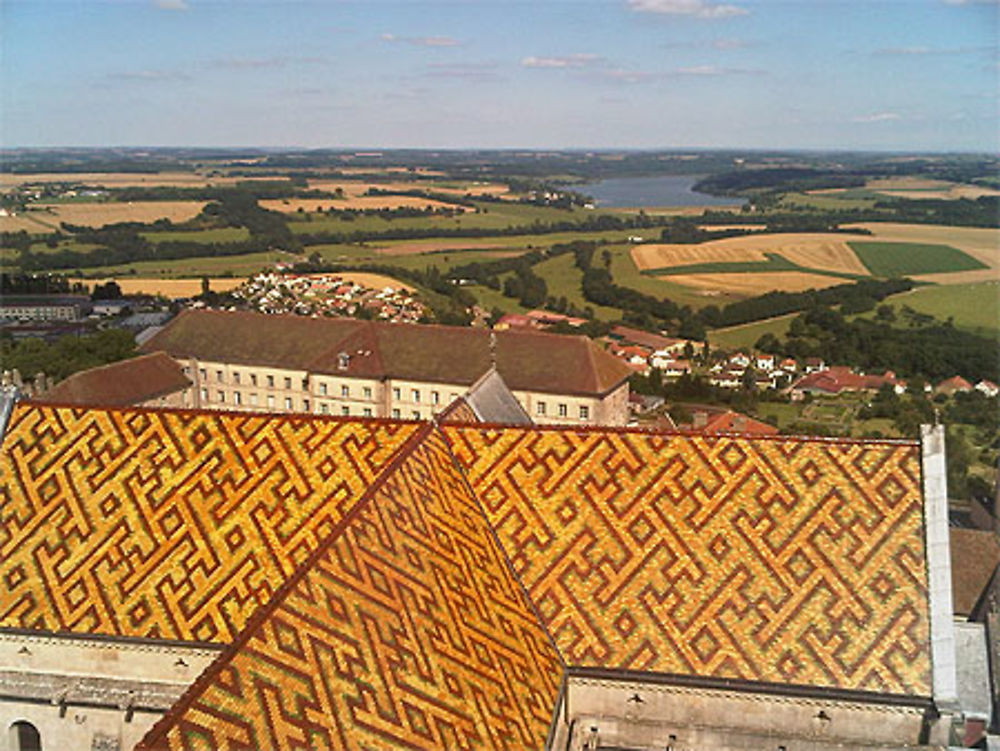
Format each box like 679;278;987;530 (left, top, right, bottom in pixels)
250;393;258;406
341;385;350;397
320;383;328;396
10;720;42;751
392;408;401;419
431;391;440;405
412;411;420;419
412;389;420;403
363;407;373;417
342;406;350;416
200;387;208;402
267;395;275;409
251;374;258;386
217;391;225;403
234;391;242;405
233;372;240;385
199;368;207;381
284;397;293;410
537;402;546;416
558;403;567;417
321;404;329;414
267;375;275;388
183;366;191;376
392;387;401;400
363;386;372;399
216;370;223;383
284;377;292;390
303;399;310;411
579;405;589;420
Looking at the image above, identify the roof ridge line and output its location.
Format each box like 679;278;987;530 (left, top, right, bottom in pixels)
434;423;568;672
135;420;437;750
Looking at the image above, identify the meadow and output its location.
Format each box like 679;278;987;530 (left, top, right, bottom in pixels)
848;241;988;277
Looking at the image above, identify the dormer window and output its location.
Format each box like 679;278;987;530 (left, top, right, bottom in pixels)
338;352;350;370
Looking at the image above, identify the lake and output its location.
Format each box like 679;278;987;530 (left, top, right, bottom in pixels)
576;175;746;208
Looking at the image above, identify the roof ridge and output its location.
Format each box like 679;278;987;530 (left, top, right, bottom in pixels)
135;420;437;751
434;424;567;671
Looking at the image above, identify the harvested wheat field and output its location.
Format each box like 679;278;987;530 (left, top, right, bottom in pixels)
0;172;279;190
30;201;207;228
313;272;415;291
0;212;61;232
73;277;245;298
260;196;470;213
665;272;846;295
306;179;508;198
632;233;869;275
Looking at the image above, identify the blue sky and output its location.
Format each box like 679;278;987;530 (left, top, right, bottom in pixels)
2;0;997;151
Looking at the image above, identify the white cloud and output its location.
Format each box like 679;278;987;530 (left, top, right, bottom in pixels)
381;33;460;47
628;0;748;19
852;112;901;123
154;0;189;10
521;54;604;69
674;65;761;76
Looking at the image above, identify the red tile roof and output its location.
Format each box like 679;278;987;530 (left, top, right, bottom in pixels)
696;409;779;435
792;367;900;394
141;310;631;397
42;352;190;406
950;528;1000;617
936;375;974;394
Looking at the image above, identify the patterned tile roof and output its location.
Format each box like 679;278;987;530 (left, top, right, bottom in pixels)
137;428;563;751
0;403;420;642
0;404;936;751
444;425;931;697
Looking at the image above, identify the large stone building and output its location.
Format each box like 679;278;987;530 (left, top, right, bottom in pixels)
0;398;989;750
139;309;631;426
41;353;190;408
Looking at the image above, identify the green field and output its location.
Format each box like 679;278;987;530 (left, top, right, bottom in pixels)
606;245;733;310
707;313;796;350
531;253;621;320
54;250;291;278
879;281;1000;336
848;241;988;277
287;201;619;237
140;227;251;244
778;191;880;211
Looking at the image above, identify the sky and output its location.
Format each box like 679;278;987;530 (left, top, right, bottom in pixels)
2;0;997;151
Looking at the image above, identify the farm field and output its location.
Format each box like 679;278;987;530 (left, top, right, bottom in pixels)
604;245;739;309
0;212;62;232
71;277;246;298
877;281;1000;336
260;196;471;212
140;227;251;244
665;271;846;295
632;233;871;275
305;179;509;197
4;201;208;229
531;253;622;320
848;241;987;277
59;251;291;279
707;314;797;350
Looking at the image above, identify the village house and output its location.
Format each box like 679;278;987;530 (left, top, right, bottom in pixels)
936;375;975;396
975;380;999;398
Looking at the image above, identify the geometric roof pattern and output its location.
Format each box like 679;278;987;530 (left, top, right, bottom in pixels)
0;404;419;643
444;426;931;697
0;403;934;751
137;427;563;751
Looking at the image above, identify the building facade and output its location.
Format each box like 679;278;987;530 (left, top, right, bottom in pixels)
141;310;631;426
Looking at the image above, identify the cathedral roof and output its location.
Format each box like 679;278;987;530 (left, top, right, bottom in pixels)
0;402;933;750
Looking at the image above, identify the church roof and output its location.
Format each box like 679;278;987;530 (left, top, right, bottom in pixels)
136;427;563;751
444;425;931;697
0;403;934;751
0;403;420;643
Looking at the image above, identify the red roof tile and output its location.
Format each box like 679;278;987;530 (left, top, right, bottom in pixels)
42;352;190;406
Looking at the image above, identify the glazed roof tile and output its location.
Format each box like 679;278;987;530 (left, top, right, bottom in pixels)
137;428;563;751
443;425;931;697
0;403;420;642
